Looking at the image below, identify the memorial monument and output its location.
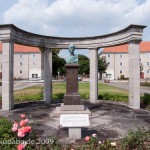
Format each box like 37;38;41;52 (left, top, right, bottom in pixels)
63;44;81;106
54;44;90;140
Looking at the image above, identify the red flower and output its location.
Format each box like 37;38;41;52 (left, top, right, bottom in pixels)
20;114;26;119
20;119;28;127
85;136;90;141
17;126;32;137
17;143;26;150
22;126;32;133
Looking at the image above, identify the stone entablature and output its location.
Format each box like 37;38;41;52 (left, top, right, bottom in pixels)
0;24;146;49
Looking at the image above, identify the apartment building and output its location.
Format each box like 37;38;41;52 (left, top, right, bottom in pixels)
0;41;150;80
0;43;42;79
101;42;150;80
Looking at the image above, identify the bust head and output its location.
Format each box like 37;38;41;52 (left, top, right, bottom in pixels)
68;44;75;55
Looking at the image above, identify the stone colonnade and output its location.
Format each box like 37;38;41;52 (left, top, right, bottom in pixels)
0;24;146;110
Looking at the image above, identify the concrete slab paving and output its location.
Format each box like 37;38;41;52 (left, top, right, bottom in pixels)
0;101;150;143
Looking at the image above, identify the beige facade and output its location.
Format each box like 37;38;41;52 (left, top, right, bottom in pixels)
101;51;150;80
0;52;42;79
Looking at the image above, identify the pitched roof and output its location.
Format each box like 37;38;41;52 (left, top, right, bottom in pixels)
102;41;150;53
0;43;40;53
0;41;150;53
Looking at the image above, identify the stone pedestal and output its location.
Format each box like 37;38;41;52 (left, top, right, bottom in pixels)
63;64;81;105
69;128;81;139
53;63;90;140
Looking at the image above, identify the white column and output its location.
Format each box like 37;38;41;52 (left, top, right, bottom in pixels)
41;51;44;80
89;48;98;103
43;48;52;104
128;40;141;109
2;40;14;110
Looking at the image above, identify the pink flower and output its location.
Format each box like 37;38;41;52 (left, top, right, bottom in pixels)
20;114;26;119
20;119;28;127
85;136;90;141
92;133;97;137
24;119;29;123
17;126;32;137
17;143;26;150
13;122;19;128
12;126;18;132
17;129;26;138
99;141;102;144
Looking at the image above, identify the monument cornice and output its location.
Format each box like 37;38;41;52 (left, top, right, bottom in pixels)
0;24;146;49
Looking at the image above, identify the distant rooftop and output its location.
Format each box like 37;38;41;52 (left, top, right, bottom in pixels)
0;41;150;53
0;43;40;53
103;41;150;53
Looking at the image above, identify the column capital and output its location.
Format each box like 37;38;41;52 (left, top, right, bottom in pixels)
1;38;14;43
128;39;141;44
40;47;52;53
89;47;99;51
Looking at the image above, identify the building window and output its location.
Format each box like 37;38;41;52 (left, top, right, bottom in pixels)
20;62;22;65
33;54;35;58
120;70;122;74
147;70;150;74
20;54;22;58
108;54;111;58
32;74;38;78
33;62;35;65
20;70;22;74
108;62;110;66
147;62;150;66
102;56;106;59
120;62;123;66
120;54;123;58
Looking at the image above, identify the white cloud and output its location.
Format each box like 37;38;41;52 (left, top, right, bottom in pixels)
3;0;150;40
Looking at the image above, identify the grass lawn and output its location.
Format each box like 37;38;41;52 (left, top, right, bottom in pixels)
7;82;128;103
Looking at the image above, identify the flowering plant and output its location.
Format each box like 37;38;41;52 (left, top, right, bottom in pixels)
12;114;32;150
84;133;117;149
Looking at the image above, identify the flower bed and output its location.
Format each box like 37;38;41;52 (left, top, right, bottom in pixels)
0;114;150;150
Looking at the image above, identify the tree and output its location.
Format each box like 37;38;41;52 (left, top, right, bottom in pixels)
78;54;89;75
52;49;66;77
98;55;108;80
40;48;66;78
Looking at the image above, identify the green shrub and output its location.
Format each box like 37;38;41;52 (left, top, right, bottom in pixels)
141;82;150;87
120;128;150;150
52;93;64;99
14;93;43;103
120;75;125;80
98;93;128;102
143;93;150;105
0;117;18;150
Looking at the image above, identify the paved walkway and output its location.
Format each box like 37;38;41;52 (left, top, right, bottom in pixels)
0;101;150;143
101;80;150;94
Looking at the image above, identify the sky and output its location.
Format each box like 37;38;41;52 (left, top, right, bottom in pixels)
0;0;150;58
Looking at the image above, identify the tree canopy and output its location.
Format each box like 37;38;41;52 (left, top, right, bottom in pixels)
78;54;89;75
52;49;66;77
98;55;108;79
